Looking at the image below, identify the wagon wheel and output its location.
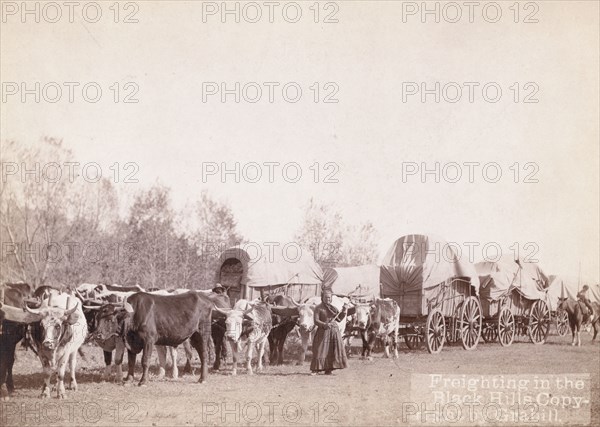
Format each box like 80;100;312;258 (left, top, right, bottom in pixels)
481;323;498;343
460;296;482;351
556;309;569;337
498;307;515;347
405;328;424;349
528;300;550;344
425;309;446;354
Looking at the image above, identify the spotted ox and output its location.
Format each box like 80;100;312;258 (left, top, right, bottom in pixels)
362;298;400;359
214;300;272;375
25;291;88;398
348;302;374;358
0;283;34;400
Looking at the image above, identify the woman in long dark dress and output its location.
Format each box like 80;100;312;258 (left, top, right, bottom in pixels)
310;290;348;375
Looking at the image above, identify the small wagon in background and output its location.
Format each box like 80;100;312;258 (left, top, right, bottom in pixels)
477;257;551;346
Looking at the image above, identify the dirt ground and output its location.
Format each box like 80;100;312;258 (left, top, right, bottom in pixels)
2;331;599;427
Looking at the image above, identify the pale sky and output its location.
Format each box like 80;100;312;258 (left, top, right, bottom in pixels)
1;1;598;282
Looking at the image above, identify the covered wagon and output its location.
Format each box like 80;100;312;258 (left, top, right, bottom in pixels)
476;257;550;346
322;264;381;302
380;234;482;354
215;244;323;303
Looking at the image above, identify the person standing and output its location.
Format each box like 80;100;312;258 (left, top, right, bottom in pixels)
310;289;348;375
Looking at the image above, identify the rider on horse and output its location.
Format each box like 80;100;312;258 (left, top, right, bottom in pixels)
577;285;595;325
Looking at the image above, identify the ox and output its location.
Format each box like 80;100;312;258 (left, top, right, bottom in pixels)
266;295;299;365
284;295;350;365
196;291;231;371
355;298;400;359
122;292;213;386
149;289;196;376
350;303;375;358
25;291;88;398
0;283;34;400
78;286;192;379
90;303;129;382
91;302;189;383
214;300;272;375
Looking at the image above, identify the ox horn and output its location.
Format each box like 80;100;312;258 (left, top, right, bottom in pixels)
3;302;42;323
63;300;78;317
123;302;134;313
74;288;86;301
24;303;41;315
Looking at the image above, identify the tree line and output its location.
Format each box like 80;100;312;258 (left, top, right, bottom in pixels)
1;139;379;289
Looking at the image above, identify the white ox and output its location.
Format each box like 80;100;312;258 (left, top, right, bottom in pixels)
291;295;350;365
214;299;272;375
25;291;88;398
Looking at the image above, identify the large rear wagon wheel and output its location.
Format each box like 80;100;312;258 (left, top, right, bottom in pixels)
460;296;482;350
498;307;515;347
426;309;446;354
528;300;550;344
556;309;569;337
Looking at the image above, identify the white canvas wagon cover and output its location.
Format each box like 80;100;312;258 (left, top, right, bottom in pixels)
380;234;481;297
322;264;380;301
216;245;323;288
475;256;548;302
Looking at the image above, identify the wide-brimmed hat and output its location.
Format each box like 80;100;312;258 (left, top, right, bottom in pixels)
212;284;225;292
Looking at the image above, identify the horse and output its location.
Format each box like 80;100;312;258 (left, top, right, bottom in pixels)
558;299;599;346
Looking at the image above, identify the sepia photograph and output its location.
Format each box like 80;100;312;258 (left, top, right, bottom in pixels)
0;1;599;426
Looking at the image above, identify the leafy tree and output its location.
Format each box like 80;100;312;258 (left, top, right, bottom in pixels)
192;191;243;288
122;184;180;288
295;198;379;268
0;138;119;287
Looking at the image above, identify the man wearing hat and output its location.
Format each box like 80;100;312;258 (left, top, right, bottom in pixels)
577;285;595;325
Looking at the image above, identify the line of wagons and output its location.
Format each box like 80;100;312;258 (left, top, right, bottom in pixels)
323;234;574;355
220;234;574;356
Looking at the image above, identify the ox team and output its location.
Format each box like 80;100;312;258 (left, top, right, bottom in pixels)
0;282;400;399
